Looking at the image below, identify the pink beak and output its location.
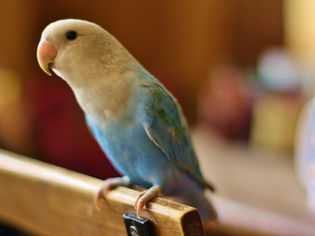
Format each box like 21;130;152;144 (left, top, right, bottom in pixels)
36;39;57;76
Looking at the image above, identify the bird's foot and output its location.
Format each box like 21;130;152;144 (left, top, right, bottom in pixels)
135;185;160;218
94;176;130;208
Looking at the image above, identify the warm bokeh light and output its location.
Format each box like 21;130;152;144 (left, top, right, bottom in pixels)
2;1;315;234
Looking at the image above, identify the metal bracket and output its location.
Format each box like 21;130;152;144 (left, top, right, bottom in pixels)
123;213;155;236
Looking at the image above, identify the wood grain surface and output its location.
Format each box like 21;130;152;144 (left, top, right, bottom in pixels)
0;149;203;236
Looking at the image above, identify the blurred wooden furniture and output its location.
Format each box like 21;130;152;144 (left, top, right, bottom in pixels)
193;126;315;236
0;1;283;122
0;149;203;236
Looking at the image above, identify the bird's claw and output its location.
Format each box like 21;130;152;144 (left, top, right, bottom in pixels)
94;176;130;209
134;185;160;218
93;181;112;209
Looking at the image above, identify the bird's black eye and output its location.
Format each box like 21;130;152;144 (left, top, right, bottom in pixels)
65;30;77;40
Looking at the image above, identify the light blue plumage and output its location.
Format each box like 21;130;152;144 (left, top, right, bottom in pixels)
37;19;217;220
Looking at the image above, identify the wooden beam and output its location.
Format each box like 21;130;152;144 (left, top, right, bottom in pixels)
0;149;204;236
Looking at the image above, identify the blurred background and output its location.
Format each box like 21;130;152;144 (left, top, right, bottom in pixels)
1;0;315;234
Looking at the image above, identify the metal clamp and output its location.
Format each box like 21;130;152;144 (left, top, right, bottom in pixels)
123;213;155;236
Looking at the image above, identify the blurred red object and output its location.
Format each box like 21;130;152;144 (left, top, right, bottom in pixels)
25;74;119;179
198;65;253;141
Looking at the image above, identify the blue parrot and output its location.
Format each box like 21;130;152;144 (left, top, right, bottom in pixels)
37;19;217;221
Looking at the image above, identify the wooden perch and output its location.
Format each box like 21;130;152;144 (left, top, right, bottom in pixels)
0;149;204;236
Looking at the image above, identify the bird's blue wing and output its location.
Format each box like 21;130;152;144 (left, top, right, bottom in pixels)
140;82;211;189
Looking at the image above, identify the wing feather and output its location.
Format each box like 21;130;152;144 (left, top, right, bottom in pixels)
140;82;214;190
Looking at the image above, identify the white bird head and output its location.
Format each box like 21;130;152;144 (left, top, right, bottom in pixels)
37;19;139;123
37;19;131;87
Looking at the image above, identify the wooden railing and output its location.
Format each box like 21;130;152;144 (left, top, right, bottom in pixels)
2;149;314;236
0;149;204;236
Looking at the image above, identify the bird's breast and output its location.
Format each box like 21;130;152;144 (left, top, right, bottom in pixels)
73;71;139;127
